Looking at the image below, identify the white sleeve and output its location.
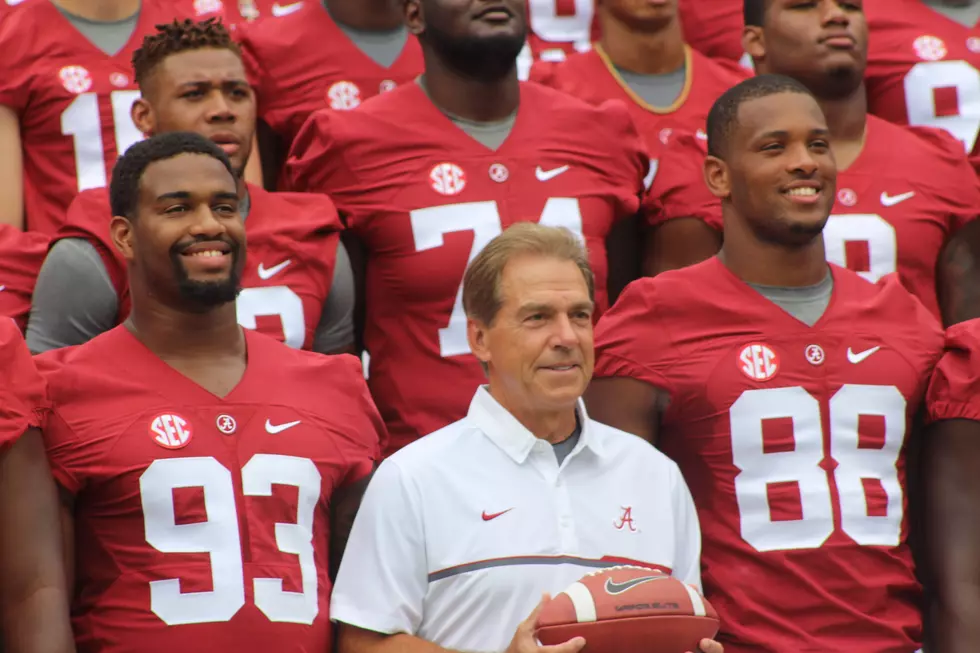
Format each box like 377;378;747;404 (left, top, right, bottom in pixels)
669;463;703;591
330;457;428;635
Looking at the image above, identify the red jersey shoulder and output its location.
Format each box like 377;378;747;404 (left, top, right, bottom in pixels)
927;318;980;423
246;185;343;233
57;187;127;293
0;318;46;449
647;129;720;229
0;225;48;331
689;46;751;91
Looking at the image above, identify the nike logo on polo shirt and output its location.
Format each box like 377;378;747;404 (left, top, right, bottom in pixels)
481;508;513;521
603;575;668;595
271;1;304;16
257;259;291;280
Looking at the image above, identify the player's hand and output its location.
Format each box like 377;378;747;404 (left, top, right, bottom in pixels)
504;594;586;653
687;638;724;653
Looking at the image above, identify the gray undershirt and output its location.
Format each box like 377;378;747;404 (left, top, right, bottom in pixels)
614;63;687;109
26;194;354;354
747;272;834;327
923;0;980;27
416;76;517;150
54;4;139;56
324;0;408;68
551;417;582;466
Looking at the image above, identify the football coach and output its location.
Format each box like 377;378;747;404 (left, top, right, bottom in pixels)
329;223;720;653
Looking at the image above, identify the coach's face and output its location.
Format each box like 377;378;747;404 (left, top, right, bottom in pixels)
745;0;867;98
706;92;837;247
132;49;256;176
112;153;246;308
469;255;595;416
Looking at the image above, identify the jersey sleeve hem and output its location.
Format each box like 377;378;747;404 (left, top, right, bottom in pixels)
926;401;980;425
330;603;413;636
593;351;671;392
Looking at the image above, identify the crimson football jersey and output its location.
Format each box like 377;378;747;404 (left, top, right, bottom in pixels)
531;45;747;185
287;81;648;453
927;318;980;423
238;2;422;153
223;0;296;25
677;0;751;68
649;116;980;319
38;326;383;653
0;318;45;451
0;224;48;331
517;0;600;80
56;183;342;350
0;0;221;235
865;0;980;171
593;257;943;652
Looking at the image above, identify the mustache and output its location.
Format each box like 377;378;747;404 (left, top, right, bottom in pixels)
170;235;241;257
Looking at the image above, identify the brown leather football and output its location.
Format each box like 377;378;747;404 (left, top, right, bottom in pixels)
535;566;719;653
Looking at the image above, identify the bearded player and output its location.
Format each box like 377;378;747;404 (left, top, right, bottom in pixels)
864;0;980;173
586;74;942;653
531;0;746;273
287;0;649;455
924;316;980;652
27;19;353;356
238;0;423;189
644;0;980;325
37;132;385;653
0;0;224;233
0;323;74;653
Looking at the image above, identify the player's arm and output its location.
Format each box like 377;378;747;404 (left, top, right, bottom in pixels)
0;429;75;653
341;231;368;354
254;120;285;191
0;105;24;230
26;238;119;353
642;219;722;277
243;135;264;188
923;418;980;653
937;219;980;326
605;214;642;302
329;464;375;582
312;240;357;356
583;379;663;446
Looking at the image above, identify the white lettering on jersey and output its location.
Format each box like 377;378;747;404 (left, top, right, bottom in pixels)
410;198;585;357
822;214;898;283
140;455;321;625
729;384;906;553
60;90;143;191
237;285;306;350
904;59;980;153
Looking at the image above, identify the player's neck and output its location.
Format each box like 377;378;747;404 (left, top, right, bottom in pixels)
125;302;246;361
323;0;403;31
488;384;579;445
817;87;867;170
421;62;520;122
52;0;139;21
719;238;829;287
598;17;685;75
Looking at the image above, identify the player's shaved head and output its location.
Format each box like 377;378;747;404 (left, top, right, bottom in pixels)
706;74;815;160
132;18;240;92
110;132;235;219
743;0;767;27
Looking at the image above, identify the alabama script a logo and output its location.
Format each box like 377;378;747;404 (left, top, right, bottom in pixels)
614;506;637;532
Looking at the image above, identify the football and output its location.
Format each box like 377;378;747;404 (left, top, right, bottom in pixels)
535;566;719;653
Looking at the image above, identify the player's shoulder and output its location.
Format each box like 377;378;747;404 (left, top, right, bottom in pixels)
944;318;980;353
834;266;944;346
690;47;752;85
300;83;422;145
247;184;342;232
235;0;312;48
624;257;719;307
34;330;122;404
530;48;602;87
0;0;48;61
0;316;27;354
57;187;113;245
0;223;47;255
247;332;368;401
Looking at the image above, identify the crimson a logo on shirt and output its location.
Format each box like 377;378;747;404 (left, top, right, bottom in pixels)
149;413;193;449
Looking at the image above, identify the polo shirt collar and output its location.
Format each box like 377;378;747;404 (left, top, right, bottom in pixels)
467;386;605;464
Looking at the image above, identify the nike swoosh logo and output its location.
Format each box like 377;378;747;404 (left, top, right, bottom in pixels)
5;0;28;5
271;1;304;16
535;165;570;182
847;346;880;364
257;259;291;280
481;508;513;521
604;575;668;595
265;419;301;434
880;191;915;207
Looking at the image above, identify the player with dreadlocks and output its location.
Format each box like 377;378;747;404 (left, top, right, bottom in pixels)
35;130;385;653
27;18;358;358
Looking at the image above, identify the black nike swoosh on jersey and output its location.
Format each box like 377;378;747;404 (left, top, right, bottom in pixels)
603;575;668;595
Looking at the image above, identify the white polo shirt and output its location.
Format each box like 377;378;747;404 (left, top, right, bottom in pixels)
330;387;701;653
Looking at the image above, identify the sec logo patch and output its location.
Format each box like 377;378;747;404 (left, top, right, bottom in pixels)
150;413;193;449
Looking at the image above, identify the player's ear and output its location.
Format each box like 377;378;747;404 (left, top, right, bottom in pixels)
467;317;492;373
743;26;766;63
404;0;424;36
703;155;732;201
131;97;155;138
110;215;137;262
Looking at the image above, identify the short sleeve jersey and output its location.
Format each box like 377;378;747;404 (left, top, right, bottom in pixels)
593;258;943;652
286;81;649;453
56;183;342;350
38;327;385;653
0;0;220;234
648;116;980;320
0;318;46;451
